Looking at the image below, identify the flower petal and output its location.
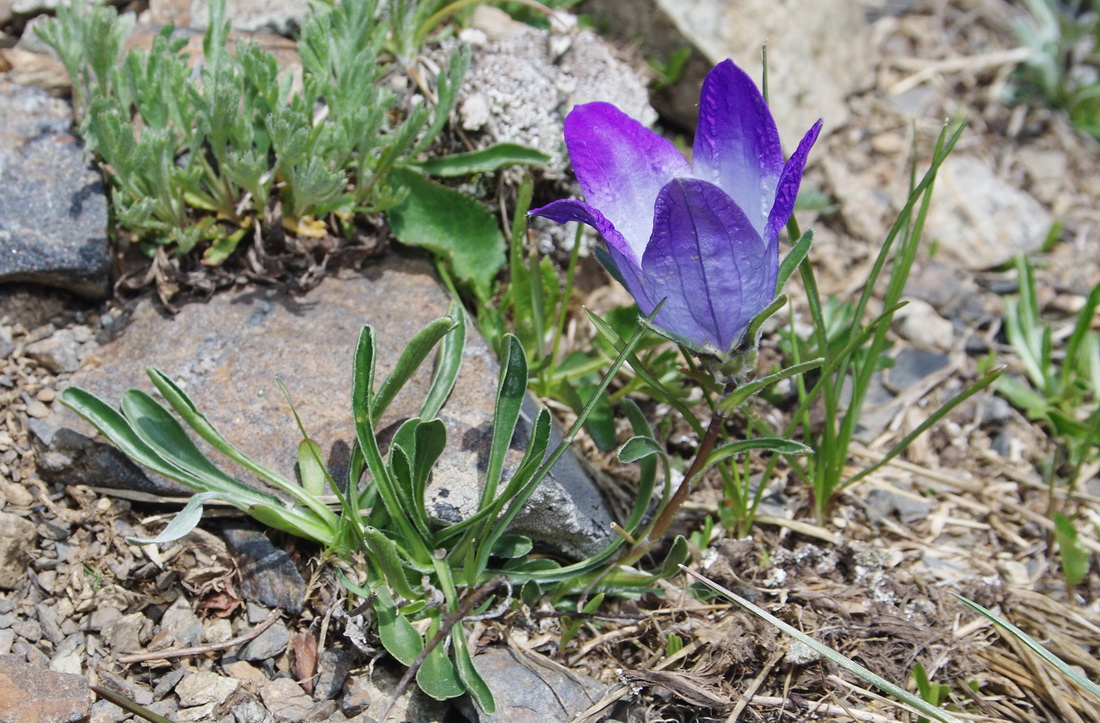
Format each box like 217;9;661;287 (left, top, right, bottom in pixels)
764;119;823;261
564;102;690;261
529;199;652;308
641;178;773;352
690;59;784;238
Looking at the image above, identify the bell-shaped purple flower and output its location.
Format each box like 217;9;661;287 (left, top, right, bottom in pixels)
531;59;822;357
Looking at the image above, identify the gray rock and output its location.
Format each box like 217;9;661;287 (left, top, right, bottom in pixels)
0;83;110;299
24;329;82;374
0;512;36;591
221;521;306;615
160;596;204;647
893;299;956;351
52;257;616;558
866;488;931;525
314;647;356;701
231;699;278;723
47;634;83;676
886;348;950;391
458;647;608;723
452;8;656;175
0;326;13;359
175;670;240;707
151;0;311;34
259;678;314;723
11;617;42;643
237;621;289;662
104;612;151;654
924;155;1054;270
0;630;13;656
0;654;92;723
30;418;175;495
341;664;447;722
583;0;871;142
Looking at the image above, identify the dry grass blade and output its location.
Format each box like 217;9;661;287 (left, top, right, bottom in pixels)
681;565;961;723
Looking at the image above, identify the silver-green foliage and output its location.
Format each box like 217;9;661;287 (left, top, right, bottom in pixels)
37;0;469;260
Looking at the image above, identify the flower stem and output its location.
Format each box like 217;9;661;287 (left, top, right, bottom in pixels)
642;409;726;547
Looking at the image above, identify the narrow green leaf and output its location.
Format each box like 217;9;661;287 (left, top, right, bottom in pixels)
717;357;825;414
956;594;1100;702
245;503;335;546
120;390;271;502
453;630;495;714
386;168;505;301
126;492;224;545
404;143;550;177
776;229;814;291
705;438;813;472
420;303;466;420
481;335;527;508
657;536;690;578
373;317;457;421
354;326;432;565
297;439;326;496
146;368;297;490
1054;513;1090;587
362;526;419;600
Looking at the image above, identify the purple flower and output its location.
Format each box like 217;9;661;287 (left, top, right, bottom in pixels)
531;59;822;356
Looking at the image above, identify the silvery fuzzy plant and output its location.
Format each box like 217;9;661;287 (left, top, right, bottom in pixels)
59;303;674;712
36;0;547;303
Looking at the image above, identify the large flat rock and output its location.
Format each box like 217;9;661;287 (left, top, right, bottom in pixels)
0;82;110;299
49;256;614;558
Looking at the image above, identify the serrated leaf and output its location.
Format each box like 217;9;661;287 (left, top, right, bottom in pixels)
386;168;505;302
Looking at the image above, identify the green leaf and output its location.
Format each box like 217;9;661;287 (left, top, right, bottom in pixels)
1054;513;1090;587
453;629;495;713
416;620;465;701
657;535;690;578
490;534;533;559
373;585;422;667
420;302;466;420
618;436;665;465
705;438;813;470
480;335;527;509
404;143;550;177
955;594;1100;702
373;317;457;421
717;358;825;415
776;229;814;292
297;439;326;496
126;492;224;545
362;526;419;600
386;168;505;302
245;503;336;546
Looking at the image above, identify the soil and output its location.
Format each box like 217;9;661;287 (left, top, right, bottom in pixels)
2;1;1099;722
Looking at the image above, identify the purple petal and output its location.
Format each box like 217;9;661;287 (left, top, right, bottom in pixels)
563;102;690;261
640;178;773;352
690;60;784;238
529;199;652;307
764;119;823;265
